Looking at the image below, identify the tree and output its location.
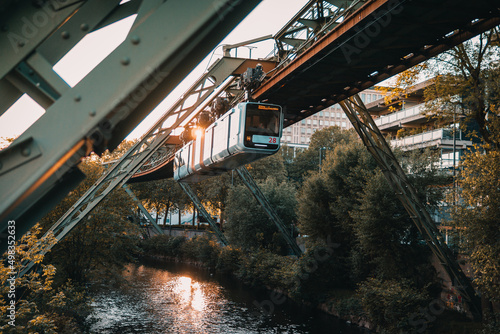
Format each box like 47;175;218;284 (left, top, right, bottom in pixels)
423;28;500;150
40;148;142;283
0;225;92;333
223;155;296;253
350;149;447;286
130;178;187;225
297;140;377;242
286;126;359;183
450;150;500;305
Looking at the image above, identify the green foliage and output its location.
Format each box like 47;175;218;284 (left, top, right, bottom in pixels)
0;224;92;334
224;177;297;254
291;241;351;301
297;140;376;243
130;178;187;224
236;249;296;290
40;150;142;283
216;246;244;274
357;278;429;333
286;126;359;183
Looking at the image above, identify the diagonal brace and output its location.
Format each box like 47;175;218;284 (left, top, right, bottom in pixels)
235;166;302;256
177;182;228;246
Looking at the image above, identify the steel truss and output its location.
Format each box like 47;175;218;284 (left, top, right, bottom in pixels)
236;166;302;256
178;182;228;246
0;0;261;251
17;57;251;276
339;95;482;321
122;184;163;236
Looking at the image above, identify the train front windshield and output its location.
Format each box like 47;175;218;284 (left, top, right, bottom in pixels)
244;104;281;148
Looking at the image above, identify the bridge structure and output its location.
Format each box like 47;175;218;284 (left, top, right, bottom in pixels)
1;0;500;320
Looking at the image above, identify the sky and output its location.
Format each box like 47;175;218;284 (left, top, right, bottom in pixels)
0;0;309;143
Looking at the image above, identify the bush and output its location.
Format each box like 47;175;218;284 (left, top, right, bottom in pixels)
357;278;430;333
216;246;244;274
236;250;296;290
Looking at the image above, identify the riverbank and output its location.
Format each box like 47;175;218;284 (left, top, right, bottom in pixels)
139;234;490;334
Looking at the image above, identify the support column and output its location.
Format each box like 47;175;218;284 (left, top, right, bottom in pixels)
122;184;164;236
235;166;302;256
177;182;228;246
339;94;481;321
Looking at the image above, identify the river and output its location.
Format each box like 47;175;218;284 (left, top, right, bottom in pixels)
89;258;368;333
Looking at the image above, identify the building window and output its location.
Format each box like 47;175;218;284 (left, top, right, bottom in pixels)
313;120;317;125
301;136;305;143
301;128;305;134
307;119;311;125
307;128;311;134
342;113;346;118
324;111;329;117
301;119;306;124
324;121;329;126
319;111;324;116
342;122;346;127
319;120;323;125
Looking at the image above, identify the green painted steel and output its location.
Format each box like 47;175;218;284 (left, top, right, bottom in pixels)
339;95;482;321
236;166;302;257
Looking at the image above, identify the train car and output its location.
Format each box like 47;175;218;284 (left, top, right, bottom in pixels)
174;102;283;183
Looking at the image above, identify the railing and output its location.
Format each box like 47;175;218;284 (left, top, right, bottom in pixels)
375;104;424;126
391;128;462;147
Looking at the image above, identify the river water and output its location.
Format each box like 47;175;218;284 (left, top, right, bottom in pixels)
89;258;368;333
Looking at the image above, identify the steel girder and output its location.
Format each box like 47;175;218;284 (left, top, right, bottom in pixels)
0;0;261;251
122;184;164;236
236;166;302;256
17;57;247;276
339;95;482;321
178;182;229;246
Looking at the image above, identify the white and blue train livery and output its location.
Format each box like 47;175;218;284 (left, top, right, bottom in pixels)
174;102;283;183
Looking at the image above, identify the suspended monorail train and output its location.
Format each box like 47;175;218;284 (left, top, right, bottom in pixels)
174;102;283;183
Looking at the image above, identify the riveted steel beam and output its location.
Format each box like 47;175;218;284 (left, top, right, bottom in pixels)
339;94;482;321
236;166;302;256
0;0;261;252
178;182;228;246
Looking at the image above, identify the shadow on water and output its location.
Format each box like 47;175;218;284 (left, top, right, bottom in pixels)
89;257;369;333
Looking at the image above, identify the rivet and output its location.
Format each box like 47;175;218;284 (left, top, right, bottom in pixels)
121;57;130;65
74;95;82;102
61;31;70;39
80;23;89;31
89;109;96;117
18;41;25;47
21;147;31;157
130;35;140;45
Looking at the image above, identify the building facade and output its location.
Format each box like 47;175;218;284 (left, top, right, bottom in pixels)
281;88;384;145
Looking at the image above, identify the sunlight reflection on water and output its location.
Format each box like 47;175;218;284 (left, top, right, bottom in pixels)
89;261;365;334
